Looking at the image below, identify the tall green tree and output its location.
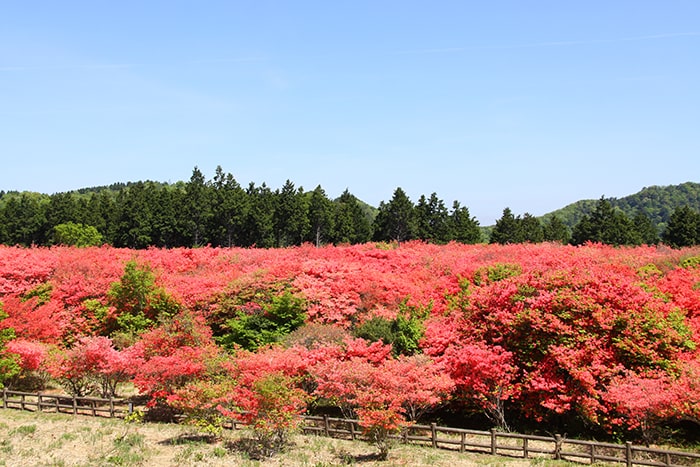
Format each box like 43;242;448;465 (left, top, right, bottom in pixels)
633;212;659;246
113;182;155;248
490;207;521;244
211;166;248;247
1;192;48;246
519;213;544;243
542;215;571;244
306;185;335;247
570;197;638;246
448;201;482;244
151;186;183;247
415;193;450;244
83;191;117;244
241;183;275;248
45;192;79;233
372;187;416;245
331;189;372;244
183;167;213;247
662;206;700;248
273;180;309;247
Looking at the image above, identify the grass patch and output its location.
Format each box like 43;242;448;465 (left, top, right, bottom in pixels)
11;425;37;436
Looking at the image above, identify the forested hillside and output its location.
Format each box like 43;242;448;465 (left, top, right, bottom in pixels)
543;182;700;232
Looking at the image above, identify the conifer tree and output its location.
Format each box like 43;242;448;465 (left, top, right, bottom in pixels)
662;206;700;248
373;187;415;245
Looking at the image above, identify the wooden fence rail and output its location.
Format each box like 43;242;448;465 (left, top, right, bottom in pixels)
1;388;132;418
299;416;700;467
2;390;699;466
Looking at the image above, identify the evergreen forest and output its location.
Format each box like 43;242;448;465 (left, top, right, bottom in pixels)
1;166;699;249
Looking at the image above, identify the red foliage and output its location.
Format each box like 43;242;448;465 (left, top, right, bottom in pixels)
6;339;46;371
0;296;65;343
1;242;699;437
126;311;220;404
46;336;128;397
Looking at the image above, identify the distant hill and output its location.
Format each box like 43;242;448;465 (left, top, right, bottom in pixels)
542;182;700;233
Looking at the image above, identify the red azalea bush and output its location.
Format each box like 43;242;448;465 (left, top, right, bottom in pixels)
0;242;699;445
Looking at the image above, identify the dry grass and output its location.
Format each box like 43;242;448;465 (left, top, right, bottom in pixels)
0;409;593;466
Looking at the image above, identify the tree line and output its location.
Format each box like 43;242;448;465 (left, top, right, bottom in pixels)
489;197;700;248
0;166;482;248
1;166;699;248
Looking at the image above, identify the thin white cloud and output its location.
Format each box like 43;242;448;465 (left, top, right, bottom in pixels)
0;57;266;73
395;32;700;55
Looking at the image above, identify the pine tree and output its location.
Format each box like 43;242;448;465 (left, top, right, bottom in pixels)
307;185;335;247
662;206;700;248
543;215;571;243
520;213;544;243
372;187;416;245
449;201;482;244
490;208;521;244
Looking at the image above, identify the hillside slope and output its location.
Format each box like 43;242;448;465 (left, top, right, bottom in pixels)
542;181;700;231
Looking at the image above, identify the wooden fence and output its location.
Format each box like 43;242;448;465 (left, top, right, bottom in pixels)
300;415;700;467
1;388;132;418
2;390;699;466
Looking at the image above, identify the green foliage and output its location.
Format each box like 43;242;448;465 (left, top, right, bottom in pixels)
84;298;111;328
637;264;663;280
473;263;522;286
218;291;307;351
352;300;427;356
0;303;20;388
52;222;103;246
680;255;700;269
21;283;53;305
612;308;696;369
106;260;180;339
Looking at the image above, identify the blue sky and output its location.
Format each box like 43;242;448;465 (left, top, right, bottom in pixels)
1;1;698;225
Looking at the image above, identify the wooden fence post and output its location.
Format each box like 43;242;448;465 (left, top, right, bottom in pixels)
431;423;438;449
554;434;562;460
72;397;77;415
626;441;633;467
523;437;529;459
323;415;330;437
37;393;42;412
2;388;6;409
490;428;497;455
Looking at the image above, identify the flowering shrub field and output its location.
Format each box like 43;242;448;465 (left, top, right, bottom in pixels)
1;241;700;452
